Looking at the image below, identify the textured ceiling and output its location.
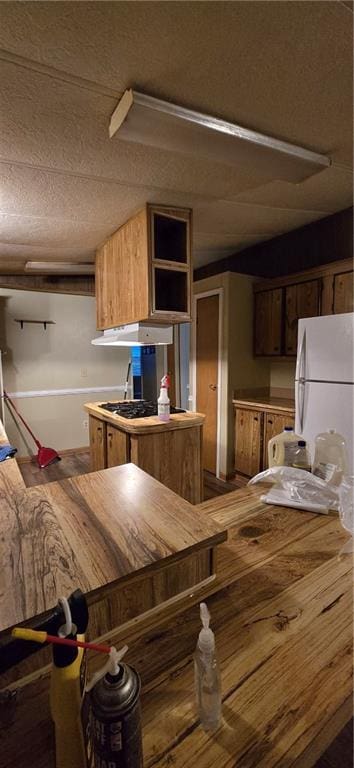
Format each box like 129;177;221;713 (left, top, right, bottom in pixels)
0;1;352;272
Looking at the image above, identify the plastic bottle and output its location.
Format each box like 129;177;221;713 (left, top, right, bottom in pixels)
157;374;170;422
292;440;311;472
268;426;302;468
194;602;221;732
312;429;347;485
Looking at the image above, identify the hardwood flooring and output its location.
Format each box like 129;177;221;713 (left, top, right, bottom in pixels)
19;452;240;500
203;469;241;500
18;450;91;486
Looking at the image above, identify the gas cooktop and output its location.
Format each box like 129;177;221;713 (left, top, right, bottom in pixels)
99;400;186;419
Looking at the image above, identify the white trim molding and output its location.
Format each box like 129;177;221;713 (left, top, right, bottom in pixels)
191;288;223;479
4;385;132;399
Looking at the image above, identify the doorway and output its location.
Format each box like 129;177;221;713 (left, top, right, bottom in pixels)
166;324;191;410
194;292;221;475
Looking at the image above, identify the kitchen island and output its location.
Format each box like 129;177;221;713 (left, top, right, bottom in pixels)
0;461;226;683
1;480;352;767
85;401;205;503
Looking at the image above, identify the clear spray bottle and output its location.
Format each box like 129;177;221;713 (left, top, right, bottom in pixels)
194;602;221;731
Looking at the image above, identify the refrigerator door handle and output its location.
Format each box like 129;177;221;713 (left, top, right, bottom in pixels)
297;379;305;433
296;327;306;381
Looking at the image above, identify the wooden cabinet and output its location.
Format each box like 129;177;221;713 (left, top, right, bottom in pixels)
96;204;192;330
285;279;320;355
88;413;203;504
333;271;354;314
321;270;354;315
89;416;107;471
254;261;353;357
234;408;263;476
263;411;295;469
130;426;203;504
106;425;129;468
254;288;283;356
234;403;295;478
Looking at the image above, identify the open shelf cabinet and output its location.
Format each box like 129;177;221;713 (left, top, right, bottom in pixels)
96;203;192;330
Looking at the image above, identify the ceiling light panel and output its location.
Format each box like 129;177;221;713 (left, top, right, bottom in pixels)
25;261;94;274
110;90;330;185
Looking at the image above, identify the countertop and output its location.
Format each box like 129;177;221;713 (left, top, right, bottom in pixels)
137;487;352;767
0;462;226;633
3;485;352;767
84;401;205;434
0;416;26;493
233;395;295;414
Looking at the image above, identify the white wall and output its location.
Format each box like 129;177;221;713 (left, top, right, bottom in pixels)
0;289;131;456
270;361;296;394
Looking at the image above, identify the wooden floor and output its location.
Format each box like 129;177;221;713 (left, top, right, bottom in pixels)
315;719;353;767
18;450;91;486
17;451;353;765
203;469;241;499
19;452;240;499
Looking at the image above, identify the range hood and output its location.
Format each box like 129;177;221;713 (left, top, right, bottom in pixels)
92;323;173;347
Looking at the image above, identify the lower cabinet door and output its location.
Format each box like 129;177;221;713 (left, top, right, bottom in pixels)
263;411;295;469
106;425;129;468
89;416;107;471
234;408;262;477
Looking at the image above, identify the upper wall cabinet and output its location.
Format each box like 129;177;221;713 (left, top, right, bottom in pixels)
333;271;354;314
254;259;353;357
285;279;320;355
96;204;192;330
254;288;282;356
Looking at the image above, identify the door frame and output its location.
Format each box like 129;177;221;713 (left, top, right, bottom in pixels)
191;288;223;478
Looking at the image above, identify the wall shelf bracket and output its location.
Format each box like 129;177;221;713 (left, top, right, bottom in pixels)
14;319;55;330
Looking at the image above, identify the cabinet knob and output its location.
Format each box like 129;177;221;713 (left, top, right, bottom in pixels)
274;346;279;351
268;419;273;424
254;416;258;421
209;384;217;391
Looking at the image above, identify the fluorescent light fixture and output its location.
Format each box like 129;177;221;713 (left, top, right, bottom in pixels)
92;323;173;347
109;89;330;184
25;261;95;274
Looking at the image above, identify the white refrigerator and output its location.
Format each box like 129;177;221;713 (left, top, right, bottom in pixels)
295;312;354;474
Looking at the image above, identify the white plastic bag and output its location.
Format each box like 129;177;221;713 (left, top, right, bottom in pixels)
338;476;354;556
248;466;339;514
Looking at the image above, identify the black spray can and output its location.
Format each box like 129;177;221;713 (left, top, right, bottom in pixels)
89;661;143;768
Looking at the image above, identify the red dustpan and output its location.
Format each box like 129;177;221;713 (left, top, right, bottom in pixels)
4;391;61;469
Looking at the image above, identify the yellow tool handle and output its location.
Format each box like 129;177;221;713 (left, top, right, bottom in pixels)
12;627;47;643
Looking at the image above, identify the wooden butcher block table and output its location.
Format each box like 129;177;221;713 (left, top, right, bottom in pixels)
1;485;352;768
0;463;226;639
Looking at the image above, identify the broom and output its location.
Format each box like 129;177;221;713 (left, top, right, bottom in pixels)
4;390;61;469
